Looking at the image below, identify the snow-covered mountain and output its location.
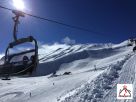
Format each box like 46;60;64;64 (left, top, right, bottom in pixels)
36;41;130;76
0;40;135;102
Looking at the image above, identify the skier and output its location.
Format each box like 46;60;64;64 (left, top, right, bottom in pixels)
30;92;32;97
94;65;97;71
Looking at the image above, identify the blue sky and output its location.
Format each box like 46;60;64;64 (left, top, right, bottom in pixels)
0;0;136;53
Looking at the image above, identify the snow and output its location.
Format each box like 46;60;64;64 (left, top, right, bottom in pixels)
0;54;4;59
0;70;103;102
0;40;135;102
58;54;132;102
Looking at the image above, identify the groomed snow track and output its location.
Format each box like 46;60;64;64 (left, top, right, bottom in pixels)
59;53;136;102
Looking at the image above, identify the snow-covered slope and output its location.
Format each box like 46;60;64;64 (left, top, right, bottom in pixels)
36;41;131;76
0;40;135;102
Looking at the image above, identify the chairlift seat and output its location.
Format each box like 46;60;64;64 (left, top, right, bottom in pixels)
0;36;38;76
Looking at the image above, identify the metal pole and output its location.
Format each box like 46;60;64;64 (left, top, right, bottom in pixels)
13;15;19;41
12;10;25;41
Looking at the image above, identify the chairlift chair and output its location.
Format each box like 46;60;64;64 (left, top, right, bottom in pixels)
0;36;38;78
0;10;39;80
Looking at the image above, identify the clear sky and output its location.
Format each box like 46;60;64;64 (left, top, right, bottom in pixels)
0;0;136;53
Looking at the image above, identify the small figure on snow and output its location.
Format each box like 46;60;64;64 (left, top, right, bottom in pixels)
53;82;55;86
30;92;32;97
94;65;97;71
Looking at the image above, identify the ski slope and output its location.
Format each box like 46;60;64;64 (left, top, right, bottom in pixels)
0;40;135;102
103;53;136;102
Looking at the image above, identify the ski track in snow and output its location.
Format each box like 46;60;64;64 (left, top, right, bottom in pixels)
103;54;135;102
58;54;136;102
58;54;132;102
129;55;136;102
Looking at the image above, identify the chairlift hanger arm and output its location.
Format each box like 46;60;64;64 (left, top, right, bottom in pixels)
12;10;25;41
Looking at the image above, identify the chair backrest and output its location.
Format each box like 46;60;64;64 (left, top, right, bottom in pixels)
4;36;38;66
